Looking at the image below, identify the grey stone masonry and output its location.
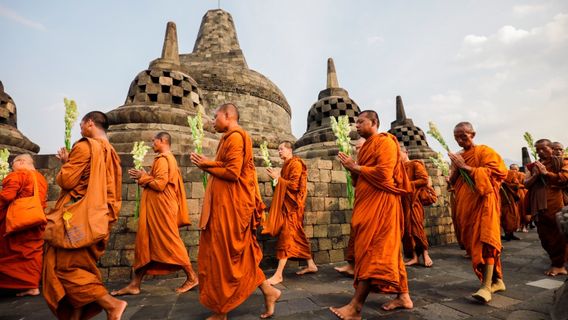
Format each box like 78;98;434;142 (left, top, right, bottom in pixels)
0;80;40;154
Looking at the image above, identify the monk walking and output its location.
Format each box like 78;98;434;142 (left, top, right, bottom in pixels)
330;110;413;320
42;111;127;320
190;103;281;320
263;141;318;285
111;132;198;296
500;165;522;241
448;122;507;303
525;139;568;276
0;154;47;297
400;146;434;267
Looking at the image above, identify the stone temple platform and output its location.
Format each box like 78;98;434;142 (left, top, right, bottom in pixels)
0;231;564;320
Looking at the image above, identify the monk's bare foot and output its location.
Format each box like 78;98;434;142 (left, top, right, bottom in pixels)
334;264;354;277
260;285;281;318
15;288;40;297
404;257;419;266
329;304;361;320
545;266;568;277
108;299;127;320
381;294;413;311
266;274;283;286
463;253;471;259
423;253;433;268
110;284;140;296
206;314;227;320
175;278;199;293
296;266;318;275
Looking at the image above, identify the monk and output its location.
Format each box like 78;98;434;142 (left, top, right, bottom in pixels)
190;103;281;320
551;141;568;204
509;164;529;233
330;110;413;320
0;154;47;297
334;137;365;277
111;132;198;296
500;165;522;241
448;122;507;303
42;111;127;320
400;146;433;267
263;141;317;285
525;139;568;276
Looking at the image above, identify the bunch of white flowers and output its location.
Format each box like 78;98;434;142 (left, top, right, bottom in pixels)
0;148;10;182
188;111;208;187
260;141;276;188
64;98;78;151
331;116;355;208
131;141;150;218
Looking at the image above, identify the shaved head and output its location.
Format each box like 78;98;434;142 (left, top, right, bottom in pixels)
218;103;240;122
535;139;551;146
279;141;294;150
454;122;475;133
12;153;35;170
82;111;109;132
510;164;519;170
155;131;171;146
359;110;379;127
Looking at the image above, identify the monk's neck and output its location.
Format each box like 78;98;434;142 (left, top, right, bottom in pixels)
462;143;476;152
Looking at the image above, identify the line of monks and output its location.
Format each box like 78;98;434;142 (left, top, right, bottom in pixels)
1;104;567;320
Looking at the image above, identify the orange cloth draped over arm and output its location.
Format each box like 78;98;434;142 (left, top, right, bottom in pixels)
197;127;266;314
351;133;411;294
453;145;507;282
133;153;191;275
262;157;311;260
402;160;430;257
43;138;122;320
0;170;48;289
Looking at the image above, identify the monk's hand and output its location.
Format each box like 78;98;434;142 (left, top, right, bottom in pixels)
128;168;145;180
266;167;280;180
338;152;359;173
190;152;208;168
534;161;548;175
448;152;471;172
56;147;69;164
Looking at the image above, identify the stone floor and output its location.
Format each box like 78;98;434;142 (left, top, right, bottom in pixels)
0;231;566;320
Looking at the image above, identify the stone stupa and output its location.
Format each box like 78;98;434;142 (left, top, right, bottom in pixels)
294;58;360;159
0;81;40;154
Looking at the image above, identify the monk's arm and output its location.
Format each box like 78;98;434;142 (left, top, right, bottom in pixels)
280;160;302;191
56;140;90;190
413;162;429;189
524;169;540;187
0;173;22;211
202;133;243;182
544;159;568;185
138;157;169;191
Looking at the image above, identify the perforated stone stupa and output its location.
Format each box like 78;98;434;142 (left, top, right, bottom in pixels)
388;96;436;160
0;81;40;154
106;22;214;154
179;9;295;147
294;58;360;159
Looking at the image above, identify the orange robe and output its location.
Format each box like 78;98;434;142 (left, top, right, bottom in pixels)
197;127;266;314
262;156;311;260
402;160;430;258
526;157;568;267
351;133;411;293
500;170;521;234
43;138;122;320
0;170;48;290
516;171;529;226
453;145;506;282
134;152;192;274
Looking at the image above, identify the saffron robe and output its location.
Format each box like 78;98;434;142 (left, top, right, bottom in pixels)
0;170;48;290
43;138;122;320
351;133;411;293
262;156;311;260
453;145;507;282
134;152;192;274
500;170;521;234
402;160;430;257
197;127;266;314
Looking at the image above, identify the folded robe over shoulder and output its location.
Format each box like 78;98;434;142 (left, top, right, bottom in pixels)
0;170;48;290
352;132;412;293
197;127;266;314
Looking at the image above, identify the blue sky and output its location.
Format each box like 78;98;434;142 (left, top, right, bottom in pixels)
1;0;567;162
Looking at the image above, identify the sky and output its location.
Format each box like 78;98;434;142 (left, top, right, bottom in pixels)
1;0;567;163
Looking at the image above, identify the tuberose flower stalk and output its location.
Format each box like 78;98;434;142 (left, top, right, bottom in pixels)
63;98;78;152
188;111;208;188
0;148;10;182
331;116;355;208
131;141;150;218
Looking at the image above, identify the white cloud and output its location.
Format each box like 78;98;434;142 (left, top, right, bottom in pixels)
463;34;487;46
497;25;530;44
0;4;46;31
513;4;546;17
366;35;384;45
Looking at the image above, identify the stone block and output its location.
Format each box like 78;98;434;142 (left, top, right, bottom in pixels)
329;183;346;197
187;199;200;214
182;230;200;246
307;182;315;195
305;225;314;238
126;217;138;232
341;223;351;235
319;238;332;250
100;250;120;267
330;211;346;224
328;224;342;237
331;171;347;183
114;233;136;250
265;182;274;197
311;197;325;211
304;211;317;225
338;197;351;210
191;182;205;198
324;197;339;211
319;170;331;183
108;267;132;282
126;184;138;201
317;159;333;170
121;249;135;266
313;251;330;264
316;211;330;224
329;249;344;262
307;168;320;182
313;225;328;238
314;183;329;196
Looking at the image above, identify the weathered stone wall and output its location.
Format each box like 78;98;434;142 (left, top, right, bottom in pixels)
33;154;454;282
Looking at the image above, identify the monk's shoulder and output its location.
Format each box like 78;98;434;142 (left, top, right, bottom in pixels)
70;139;91;158
3;170;27;185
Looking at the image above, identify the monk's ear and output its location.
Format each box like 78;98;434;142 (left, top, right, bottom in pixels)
470;131;476;139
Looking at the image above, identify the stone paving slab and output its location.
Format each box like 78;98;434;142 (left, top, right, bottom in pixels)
0;231;563;320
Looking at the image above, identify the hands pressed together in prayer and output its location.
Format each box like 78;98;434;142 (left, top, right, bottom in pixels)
532;161;548;176
266;167;280;180
56;147;69;164
338;152;360;174
190;152;209;168
448;152;472;172
128;168;146;180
